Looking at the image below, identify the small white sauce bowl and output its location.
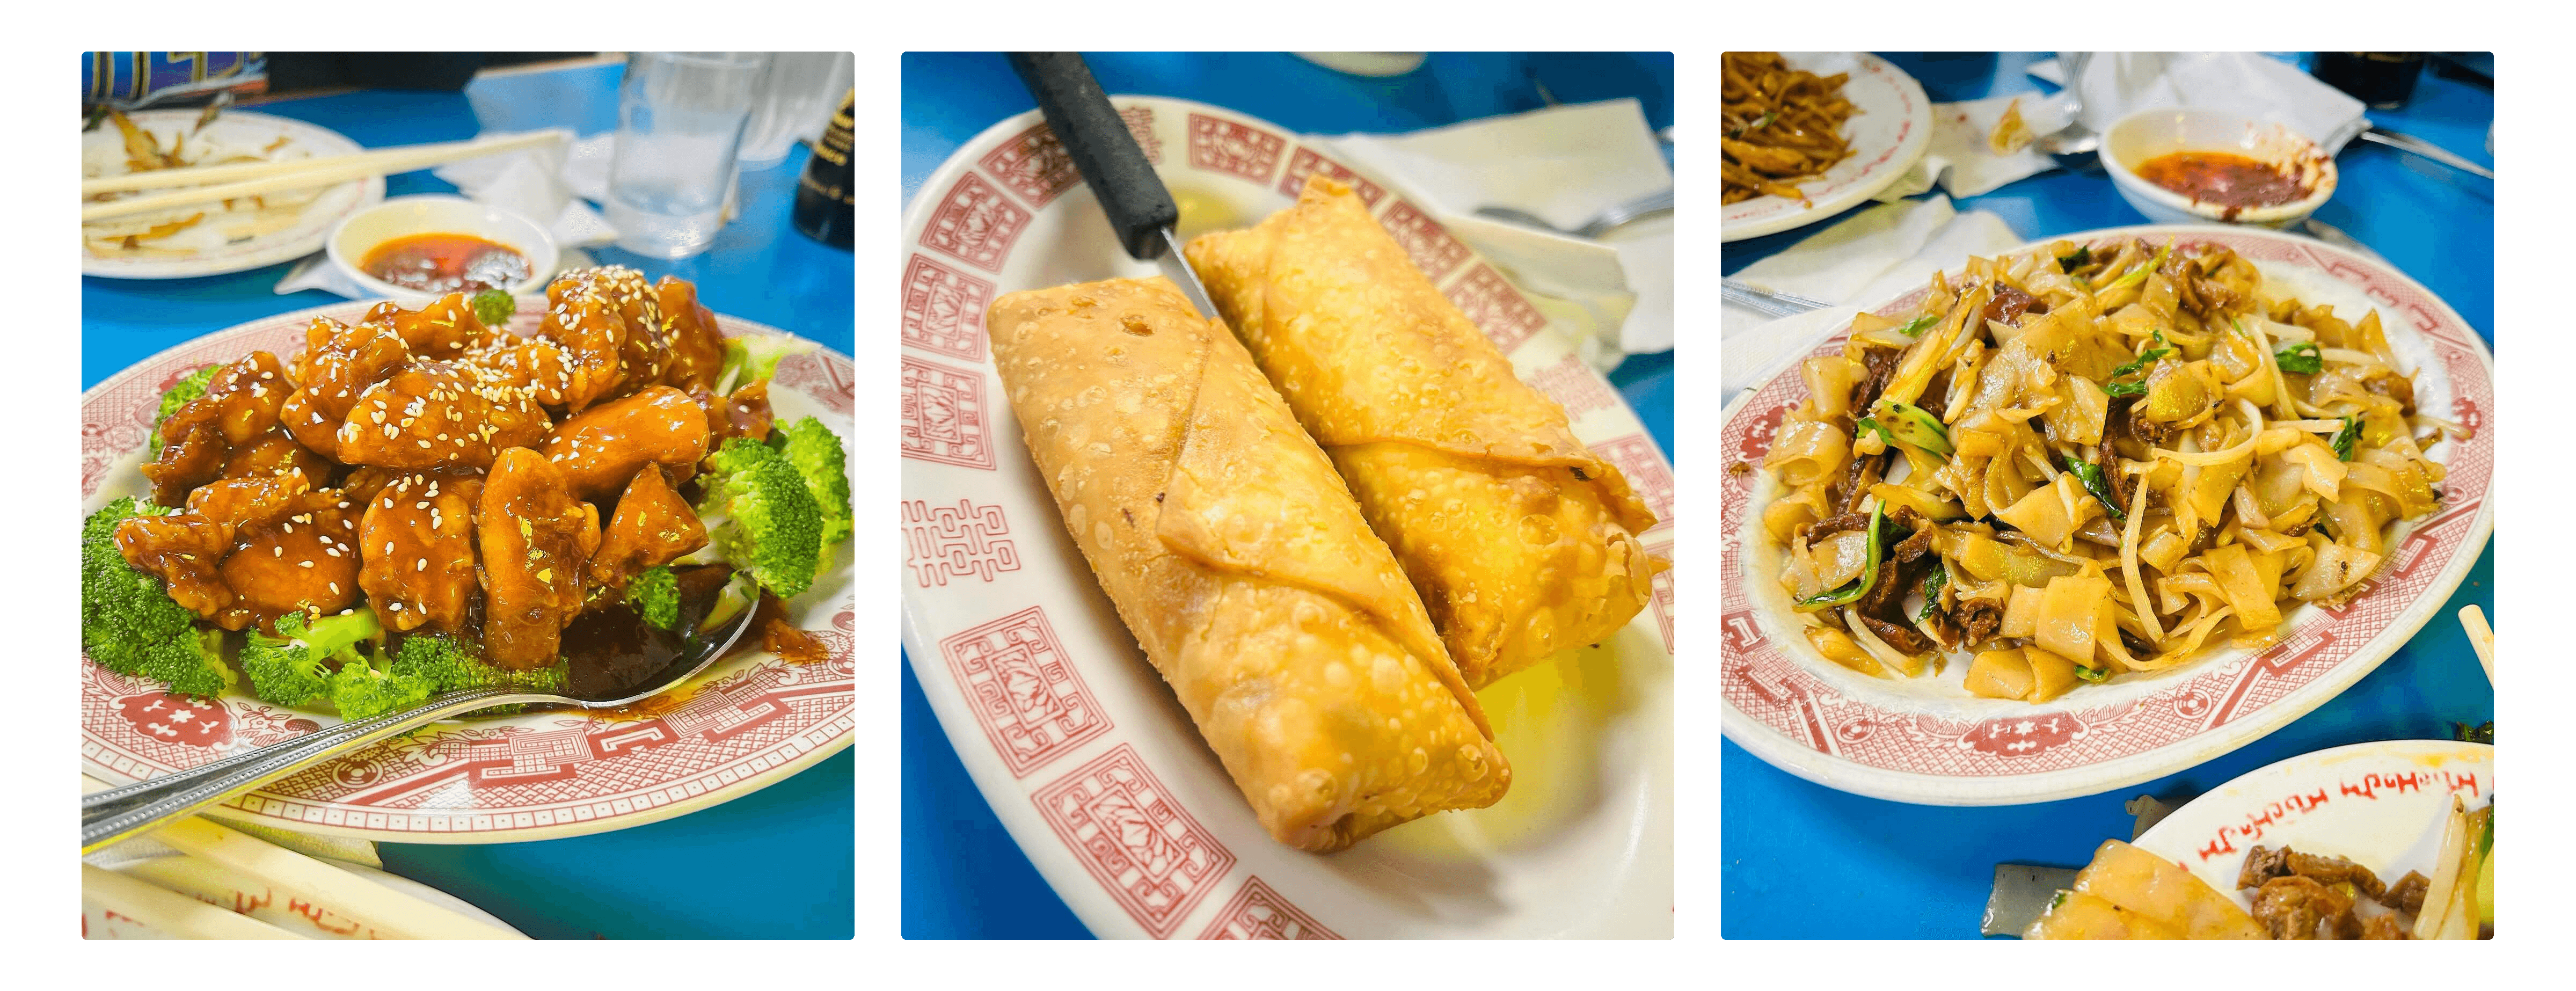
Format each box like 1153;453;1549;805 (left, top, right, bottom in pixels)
326;195;558;302
2102;107;2337;229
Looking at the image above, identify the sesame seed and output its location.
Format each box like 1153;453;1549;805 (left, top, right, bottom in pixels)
389;602;403;612
417;558;427;571
298;560;313;569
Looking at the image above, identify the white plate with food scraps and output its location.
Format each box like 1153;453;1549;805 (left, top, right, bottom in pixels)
1721;52;1933;243
83;856;526;939
81;298;855;844
1717;224;2494;805
899;96;1675;938
2130;739;2491;918
83;110;385;280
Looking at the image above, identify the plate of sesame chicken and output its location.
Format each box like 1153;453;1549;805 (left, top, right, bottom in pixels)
79;266;856;843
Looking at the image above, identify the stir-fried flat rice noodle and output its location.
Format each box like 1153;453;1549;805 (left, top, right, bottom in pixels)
1759;238;2455;702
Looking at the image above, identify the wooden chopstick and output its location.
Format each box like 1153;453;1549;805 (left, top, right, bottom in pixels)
82;863;303;939
82;128;571;223
2458;605;2493;685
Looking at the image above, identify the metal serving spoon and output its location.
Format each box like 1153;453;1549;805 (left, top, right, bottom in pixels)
79;592;759;854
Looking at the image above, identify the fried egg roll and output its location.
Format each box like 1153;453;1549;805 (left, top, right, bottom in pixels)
987;276;1509;852
1185;176;1662;689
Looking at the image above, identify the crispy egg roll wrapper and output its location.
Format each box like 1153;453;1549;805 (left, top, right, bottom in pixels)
1186;176;1663;688
987;276;1508;852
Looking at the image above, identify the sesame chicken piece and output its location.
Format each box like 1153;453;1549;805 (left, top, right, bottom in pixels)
589;467;709;589
656;275;727;392
537;266;666;412
538;385;711;502
359;468;486;632
200;351;291;445
217;489;364;632
289;316;410;424
333;360;553;470
369;293;495;358
689;377;773;447
140;417;228;508
220;428;335;484
278;388;342;459
113;512;236;618
478;448;602;668
183;470;311;530
465;334;576;410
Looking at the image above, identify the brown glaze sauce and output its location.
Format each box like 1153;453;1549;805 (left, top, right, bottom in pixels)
2135;151;2311;218
560;564;735;700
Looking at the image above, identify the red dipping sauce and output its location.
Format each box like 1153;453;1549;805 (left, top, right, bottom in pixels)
359;232;530;293
2134;151;2312;220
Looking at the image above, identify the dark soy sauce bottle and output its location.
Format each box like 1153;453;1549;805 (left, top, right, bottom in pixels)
791;89;855;248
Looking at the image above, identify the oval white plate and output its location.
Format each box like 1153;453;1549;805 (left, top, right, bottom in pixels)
1720;53;1933;243
2132;739;2492;915
81;299;855;843
900;96;1675;938
83;857;526;939
1717;225;2494;805
83;110;385;280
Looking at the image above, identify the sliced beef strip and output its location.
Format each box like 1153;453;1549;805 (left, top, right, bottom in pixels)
2380;871;2430;915
2361;914;2407;939
2287;850;2388;900
2251;875;2356;941
1982;281;2046;326
1852;511;1938;654
2239;845;2294;890
1949;596;2004;647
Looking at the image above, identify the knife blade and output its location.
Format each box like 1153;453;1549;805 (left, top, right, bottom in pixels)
1006;53;1220;319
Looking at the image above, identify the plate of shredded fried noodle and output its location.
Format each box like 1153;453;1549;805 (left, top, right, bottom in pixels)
1718;225;2493;804
1721;52;1931;242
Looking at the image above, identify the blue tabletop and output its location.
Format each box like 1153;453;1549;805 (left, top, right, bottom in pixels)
1719;52;2494;939
900;52;1675;938
81;61;855;939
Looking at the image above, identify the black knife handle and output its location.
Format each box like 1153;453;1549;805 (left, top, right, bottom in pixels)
1006;52;1176;260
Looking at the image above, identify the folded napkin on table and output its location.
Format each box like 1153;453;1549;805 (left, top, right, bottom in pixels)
1888;52;2368;202
1315;98;1673;369
1721;195;2024;397
278;130;620;298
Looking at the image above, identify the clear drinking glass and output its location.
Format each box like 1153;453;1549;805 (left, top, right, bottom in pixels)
603;52;771;259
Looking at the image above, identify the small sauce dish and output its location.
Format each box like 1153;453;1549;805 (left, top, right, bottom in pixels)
2102;107;2336;229
327;195;558;301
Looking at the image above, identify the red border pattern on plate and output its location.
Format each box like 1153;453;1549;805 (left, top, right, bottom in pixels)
901;354;997;470
1033;744;1236;938
937;606;1109;777
903;499;1023;588
1444;264;1548;353
1198;876;1341;939
1717;230;2493;781
918;171;1032;273
1276;147;1385;206
1185;113;1286;183
79;303;857;837
980;123;1083;209
1378;200;1471;281
899;254;994;362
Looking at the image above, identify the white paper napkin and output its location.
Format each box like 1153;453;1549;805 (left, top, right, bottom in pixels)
1721;195;2025;397
1888;53;2368;203
277;130;618;298
1313;98;1674;366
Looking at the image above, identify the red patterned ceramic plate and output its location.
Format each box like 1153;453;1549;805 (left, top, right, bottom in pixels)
1720;53;1932;243
81;301;856;843
901;96;1674;938
1718;225;2494;805
2130;739;2491;916
82;111;385;280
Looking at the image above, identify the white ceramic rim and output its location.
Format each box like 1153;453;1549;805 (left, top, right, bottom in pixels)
82;110;388;280
897;94;1676;938
80;298;857;844
1720;53;1935;243
323;194;561;300
2102;107;2338;226
1717;223;2494;805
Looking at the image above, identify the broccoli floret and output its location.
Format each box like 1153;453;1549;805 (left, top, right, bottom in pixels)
627;565;682;630
693;438;822;599
469;289;516;327
147;364;222;455
386;632;567;717
772;417;851;549
82;497;233;698
240;607;407;715
712;333;816;395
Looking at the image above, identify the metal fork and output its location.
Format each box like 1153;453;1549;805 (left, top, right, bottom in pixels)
1475;187;1674;239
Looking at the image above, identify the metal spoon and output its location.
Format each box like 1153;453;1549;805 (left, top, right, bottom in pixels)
2033;52;2101;171
79;589;760;853
1475;187;1674;240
